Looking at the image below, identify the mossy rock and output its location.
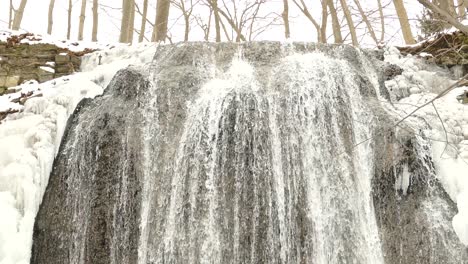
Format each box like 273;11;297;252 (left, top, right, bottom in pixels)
0;86;6;95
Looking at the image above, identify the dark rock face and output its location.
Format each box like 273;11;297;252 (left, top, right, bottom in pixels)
373;131;468;264
383;64;403;80
31;69;147;264
31;42;467;264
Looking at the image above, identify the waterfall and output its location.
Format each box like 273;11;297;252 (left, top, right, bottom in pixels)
31;42;468;264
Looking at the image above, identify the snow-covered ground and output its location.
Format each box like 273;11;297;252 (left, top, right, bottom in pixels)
0;37;156;264
385;47;468;246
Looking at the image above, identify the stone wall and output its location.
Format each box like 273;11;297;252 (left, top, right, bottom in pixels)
0;42;82;93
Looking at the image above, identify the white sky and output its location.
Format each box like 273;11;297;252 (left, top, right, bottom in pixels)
0;0;423;46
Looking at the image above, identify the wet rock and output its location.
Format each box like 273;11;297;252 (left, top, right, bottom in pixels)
373;130;468;264
31;42;468;264
384;64;404;80
31;68;147;264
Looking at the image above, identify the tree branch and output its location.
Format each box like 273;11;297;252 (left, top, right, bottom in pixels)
417;0;468;35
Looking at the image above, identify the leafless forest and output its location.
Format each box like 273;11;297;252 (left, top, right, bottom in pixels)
5;0;468;45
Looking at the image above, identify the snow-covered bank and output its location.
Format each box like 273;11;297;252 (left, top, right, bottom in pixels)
0;42;155;264
385;47;468;246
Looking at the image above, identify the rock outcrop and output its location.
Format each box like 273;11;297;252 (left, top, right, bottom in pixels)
0;40;90;93
31;42;468;264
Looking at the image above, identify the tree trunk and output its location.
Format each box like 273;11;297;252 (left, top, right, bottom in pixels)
327;0;342;43
219;17;231;41
139;0;148;42
128;1;135;42
212;0;221;42
12;0;28;30
377;0;385;43
320;0;328;43
184;14;190;41
339;0;357;45
205;10;212;41
78;0;87;41
92;0;98;41
120;0;132;43
67;0;72;40
282;0;290;38
120;0;129;43
47;0;56;34
152;0;171;42
47;0;55;35
393;0;415;44
9;0;13;29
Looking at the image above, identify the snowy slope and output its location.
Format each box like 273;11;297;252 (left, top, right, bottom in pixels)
385;47;468;246
0;40;156;264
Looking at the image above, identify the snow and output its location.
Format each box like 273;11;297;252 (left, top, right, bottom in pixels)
385;47;468;246
395;164;411;195
0;29;121;52
39;66;54;73
0;41;156;264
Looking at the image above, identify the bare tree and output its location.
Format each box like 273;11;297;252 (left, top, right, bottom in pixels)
47;0;56;34
353;0;379;44
172;0;198;41
195;9;212;41
120;0;130;42
328;0;342;43
339;0;357;45
219;15;232;41
92;0;98;41
377;0;385;43
120;0;135;43
9;0;13;29
12;0;28;30
204;0;246;42
128;1;135;41
245;0;273;41
217;0;274;42
320;0;328;43
78;0;87;40
211;0;222;41
139;0;149;42
67;0;72;40
394;0;415;44
203;0;224;41
418;0;468;35
282;0;290;38
291;0;324;42
153;0;171;42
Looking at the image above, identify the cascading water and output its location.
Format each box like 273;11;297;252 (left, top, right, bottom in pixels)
31;42;468;264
